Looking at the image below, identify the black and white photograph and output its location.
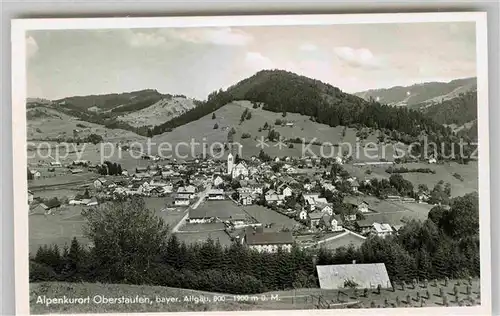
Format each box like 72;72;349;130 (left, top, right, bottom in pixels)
11;12;491;315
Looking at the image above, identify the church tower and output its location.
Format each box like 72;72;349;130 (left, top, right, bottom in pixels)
227;153;234;175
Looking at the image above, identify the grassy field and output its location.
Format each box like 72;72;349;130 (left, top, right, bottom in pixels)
30;278;481;314
29;206;89;255
29;197;185;254
28;142;161;174
343;161;478;198
242;205;301;232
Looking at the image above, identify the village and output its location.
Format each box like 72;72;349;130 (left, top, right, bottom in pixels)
27;148;438;255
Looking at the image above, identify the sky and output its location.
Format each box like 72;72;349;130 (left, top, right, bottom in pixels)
26;22;477;100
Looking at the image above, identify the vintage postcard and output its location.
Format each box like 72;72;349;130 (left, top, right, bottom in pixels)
11;12;490;315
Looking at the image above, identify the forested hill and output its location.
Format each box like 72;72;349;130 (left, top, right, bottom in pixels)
355;77;476;108
152;69;448;140
54;89;165;111
421;90;477;126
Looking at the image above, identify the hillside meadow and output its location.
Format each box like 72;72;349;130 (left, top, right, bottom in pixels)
343;161;478;198
149;100;407;160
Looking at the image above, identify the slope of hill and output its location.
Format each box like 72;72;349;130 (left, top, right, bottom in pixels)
355;77;476;108
27;105;146;142
118;96;197;128
421;90;477;126
152;70;448;141
148;100;406;161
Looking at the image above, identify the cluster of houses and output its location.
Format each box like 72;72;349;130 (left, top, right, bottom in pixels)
28;152;416;252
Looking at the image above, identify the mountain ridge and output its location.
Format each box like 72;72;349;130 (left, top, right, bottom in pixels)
354;77;477;108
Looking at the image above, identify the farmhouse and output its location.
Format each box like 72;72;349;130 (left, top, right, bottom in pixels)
50;161;62;167
244;227;294;253
71;168;84;174
316;263;392;290
321;214;343;232
207;189;225;200
371;222;393;238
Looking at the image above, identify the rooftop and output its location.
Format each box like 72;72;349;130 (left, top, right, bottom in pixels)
245;227;294;245
316;263;392;290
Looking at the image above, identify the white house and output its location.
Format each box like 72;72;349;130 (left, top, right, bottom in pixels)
428;157;437;164
232;162;249;179
358;201;370;213
208;189;225;200
282;186;293;197
371;222;393;238
320;205;334;216
174;195;190;206
50;161;62;167
213;175;224;187
321;214;343;232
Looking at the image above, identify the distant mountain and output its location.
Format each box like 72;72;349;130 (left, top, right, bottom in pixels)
54;89;164;111
26;89;201;137
152;69;449;142
355;77;477;108
117;96;197;128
